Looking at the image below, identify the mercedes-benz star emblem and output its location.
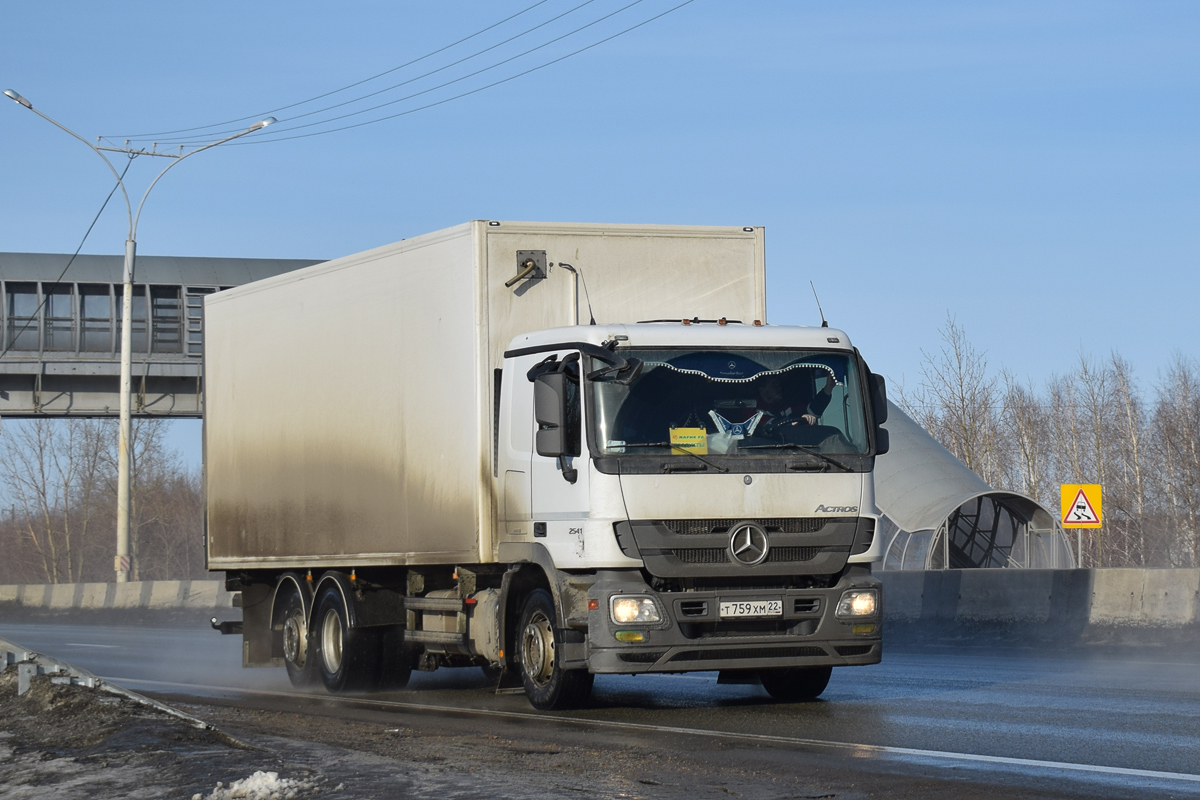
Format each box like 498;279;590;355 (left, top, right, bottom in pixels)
728;522;770;566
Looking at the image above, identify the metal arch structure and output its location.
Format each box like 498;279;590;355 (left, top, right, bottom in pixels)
0;252;320;417
874;401;1074;570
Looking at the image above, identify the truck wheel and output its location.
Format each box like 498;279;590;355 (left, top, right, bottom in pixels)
518;589;593;710
280;589;317;688
313;584;380;694
758;665;833;702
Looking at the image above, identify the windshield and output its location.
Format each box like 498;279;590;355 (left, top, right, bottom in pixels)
591;348;870;458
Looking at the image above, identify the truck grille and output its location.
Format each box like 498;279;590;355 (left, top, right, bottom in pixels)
671;548;727;564
661;518;827;535
669;546;821;564
769;546;821;562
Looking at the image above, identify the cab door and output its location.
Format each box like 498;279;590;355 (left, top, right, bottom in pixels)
530;349;591;564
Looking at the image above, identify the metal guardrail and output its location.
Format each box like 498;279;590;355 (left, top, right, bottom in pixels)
0;635;215;730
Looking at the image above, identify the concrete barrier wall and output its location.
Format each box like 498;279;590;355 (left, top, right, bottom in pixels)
880;568;1200;627
0;580;234;611
4;571;1198;626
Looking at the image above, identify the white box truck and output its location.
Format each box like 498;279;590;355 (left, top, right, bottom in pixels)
205;220;889;709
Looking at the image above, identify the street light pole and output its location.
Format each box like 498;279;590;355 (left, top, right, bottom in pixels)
4;89;272;582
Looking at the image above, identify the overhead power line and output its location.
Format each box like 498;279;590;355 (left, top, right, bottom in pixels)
103;0;695;149
207;0;648;145
108;0;556;139
197;0;694;147
123;0;608;146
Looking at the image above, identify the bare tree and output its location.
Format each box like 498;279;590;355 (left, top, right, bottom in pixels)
902;320;1197;569
1107;355;1148;566
0;418;112;583
1151;355;1200;567
999;372;1054;507
910;315;1005;486
0;416;207;583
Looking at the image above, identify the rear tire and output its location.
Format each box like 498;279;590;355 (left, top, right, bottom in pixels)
759;665;832;702
518;589;593;710
312;583;380;694
280;588;318;689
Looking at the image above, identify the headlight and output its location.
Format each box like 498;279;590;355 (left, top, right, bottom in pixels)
610;595;662;624
836;589;878;618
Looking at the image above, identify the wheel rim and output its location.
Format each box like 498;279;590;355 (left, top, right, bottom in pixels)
521;609;555;688
321;609;343;675
282;608;307;668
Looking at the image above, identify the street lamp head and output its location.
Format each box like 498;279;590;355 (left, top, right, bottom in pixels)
252;116;276;130
3;89;32;109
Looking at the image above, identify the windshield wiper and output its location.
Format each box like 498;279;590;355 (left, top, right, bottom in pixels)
737;442;851;472
622;442;729;473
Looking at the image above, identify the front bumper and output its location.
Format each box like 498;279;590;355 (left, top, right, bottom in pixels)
585;572;882;673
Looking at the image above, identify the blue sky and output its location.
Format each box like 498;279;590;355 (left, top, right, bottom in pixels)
3;1;1198;467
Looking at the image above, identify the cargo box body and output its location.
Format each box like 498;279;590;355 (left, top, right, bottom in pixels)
204;221;765;570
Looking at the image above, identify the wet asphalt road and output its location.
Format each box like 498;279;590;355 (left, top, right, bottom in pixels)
3;619;1199;796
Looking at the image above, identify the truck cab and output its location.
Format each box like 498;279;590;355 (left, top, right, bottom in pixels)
495;321;887;705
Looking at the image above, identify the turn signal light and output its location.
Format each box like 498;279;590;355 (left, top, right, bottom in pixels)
615;631;645;643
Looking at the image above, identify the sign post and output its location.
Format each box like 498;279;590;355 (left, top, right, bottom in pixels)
1060;484;1102;568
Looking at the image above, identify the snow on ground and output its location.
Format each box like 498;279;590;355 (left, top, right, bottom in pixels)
193;770;322;800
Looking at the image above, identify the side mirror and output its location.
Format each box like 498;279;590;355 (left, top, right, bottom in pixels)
616;358;643;385
534;372;567;458
875;426;890;456
869;373;888;425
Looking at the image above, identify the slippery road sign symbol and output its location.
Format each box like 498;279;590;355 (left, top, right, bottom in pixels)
1060;484;1102;528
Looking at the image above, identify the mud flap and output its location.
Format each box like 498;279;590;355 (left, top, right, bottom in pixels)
495;669;525;695
239;582;281;668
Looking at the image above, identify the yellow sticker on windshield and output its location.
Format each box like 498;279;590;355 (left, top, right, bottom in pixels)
670;427;708;455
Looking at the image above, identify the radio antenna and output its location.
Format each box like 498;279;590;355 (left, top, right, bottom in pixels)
558;263;596;325
810;281;828;328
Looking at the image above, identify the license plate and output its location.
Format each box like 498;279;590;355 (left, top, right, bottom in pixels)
718;599;783;618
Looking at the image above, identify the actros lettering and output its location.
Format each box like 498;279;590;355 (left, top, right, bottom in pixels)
815;504;859;513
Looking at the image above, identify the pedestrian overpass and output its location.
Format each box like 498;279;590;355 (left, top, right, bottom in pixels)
0;252;319;417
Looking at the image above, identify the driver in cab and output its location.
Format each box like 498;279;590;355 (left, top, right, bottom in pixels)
756;373;833;428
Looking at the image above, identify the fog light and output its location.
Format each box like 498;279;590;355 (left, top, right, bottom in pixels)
836;589;878;618
852;623;876;635
615;630;645;643
610;595;662;624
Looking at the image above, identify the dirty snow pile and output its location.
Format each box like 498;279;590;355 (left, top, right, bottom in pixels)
193;770;316;800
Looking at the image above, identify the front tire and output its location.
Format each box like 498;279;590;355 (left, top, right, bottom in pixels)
759;665;832;702
518;589;593;710
312;583;380;694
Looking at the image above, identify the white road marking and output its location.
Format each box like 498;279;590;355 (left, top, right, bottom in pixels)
106;676;1200;786
64;643;119;648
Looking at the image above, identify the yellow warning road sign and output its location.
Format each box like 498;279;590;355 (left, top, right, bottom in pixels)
1060;484;1102;528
